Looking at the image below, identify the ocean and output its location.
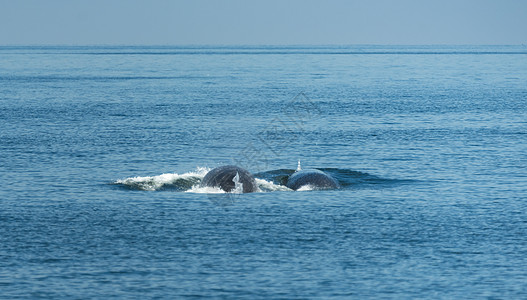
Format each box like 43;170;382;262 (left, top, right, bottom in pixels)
1;45;526;298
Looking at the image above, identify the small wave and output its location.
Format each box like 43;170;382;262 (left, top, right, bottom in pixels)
113;167;209;191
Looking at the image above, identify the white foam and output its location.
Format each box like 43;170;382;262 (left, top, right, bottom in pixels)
255;178;293;192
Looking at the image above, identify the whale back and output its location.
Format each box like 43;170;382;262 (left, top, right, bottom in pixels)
201;165;257;193
286;169;340;190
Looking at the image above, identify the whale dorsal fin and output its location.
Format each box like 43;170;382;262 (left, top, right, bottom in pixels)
297;160;302;171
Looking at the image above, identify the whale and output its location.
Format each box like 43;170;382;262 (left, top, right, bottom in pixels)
286;168;340;191
200;165;258;193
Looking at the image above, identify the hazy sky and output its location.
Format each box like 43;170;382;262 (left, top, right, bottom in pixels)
1;0;526;45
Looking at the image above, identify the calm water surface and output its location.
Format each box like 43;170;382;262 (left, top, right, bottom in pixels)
1;45;527;298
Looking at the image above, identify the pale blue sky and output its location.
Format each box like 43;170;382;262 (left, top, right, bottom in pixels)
1;0;525;45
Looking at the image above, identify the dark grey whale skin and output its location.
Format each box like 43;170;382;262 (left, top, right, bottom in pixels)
286;169;340;190
200;165;258;193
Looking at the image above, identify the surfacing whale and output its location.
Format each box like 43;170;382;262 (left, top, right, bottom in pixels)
200;165;258;193
286;168;340;191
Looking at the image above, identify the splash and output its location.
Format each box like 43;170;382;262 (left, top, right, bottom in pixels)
185;185;226;194
113;166;396;193
296;184;316;192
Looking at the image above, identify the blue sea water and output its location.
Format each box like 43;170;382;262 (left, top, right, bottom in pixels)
1;45;527;298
